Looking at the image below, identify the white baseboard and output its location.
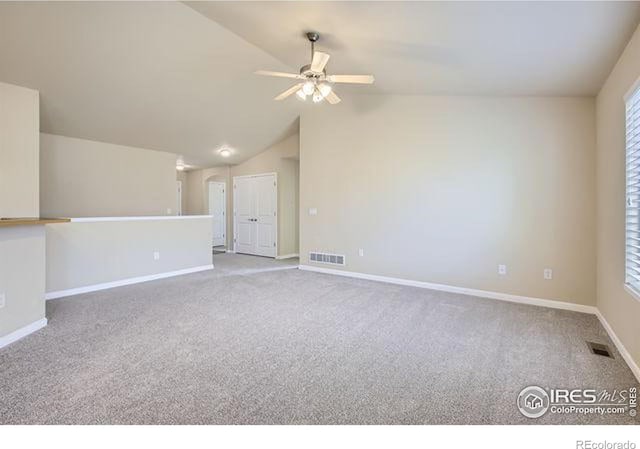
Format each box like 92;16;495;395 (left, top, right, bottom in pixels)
45;264;214;300
0;318;47;350
276;253;299;260
595;310;640;383
298;265;597;314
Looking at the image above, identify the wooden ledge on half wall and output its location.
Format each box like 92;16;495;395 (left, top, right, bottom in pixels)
0;217;71;228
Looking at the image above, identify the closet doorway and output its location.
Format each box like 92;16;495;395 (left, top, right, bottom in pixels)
233;173;277;257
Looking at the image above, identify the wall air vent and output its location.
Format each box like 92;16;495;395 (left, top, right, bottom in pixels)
309;252;346;266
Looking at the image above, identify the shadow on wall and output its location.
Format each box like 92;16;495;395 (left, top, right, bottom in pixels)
350;94;389;114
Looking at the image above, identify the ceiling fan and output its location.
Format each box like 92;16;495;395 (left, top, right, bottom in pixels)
255;32;375;104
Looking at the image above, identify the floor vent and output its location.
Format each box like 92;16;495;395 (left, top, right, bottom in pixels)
586;341;614;359
309;252;346;266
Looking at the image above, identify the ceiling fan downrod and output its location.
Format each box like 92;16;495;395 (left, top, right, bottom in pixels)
306;31;320;61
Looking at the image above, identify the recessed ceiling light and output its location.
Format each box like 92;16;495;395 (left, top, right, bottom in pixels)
219;148;232;158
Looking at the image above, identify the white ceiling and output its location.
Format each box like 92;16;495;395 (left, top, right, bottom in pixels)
0;2;639;167
189;1;640;96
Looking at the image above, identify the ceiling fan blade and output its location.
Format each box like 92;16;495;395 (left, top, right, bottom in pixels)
327;74;375;84
274;83;303;101
311;51;330;72
255;70;303;79
325;90;341;105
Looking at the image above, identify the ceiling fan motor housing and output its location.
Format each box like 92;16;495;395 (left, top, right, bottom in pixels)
299;64;326;79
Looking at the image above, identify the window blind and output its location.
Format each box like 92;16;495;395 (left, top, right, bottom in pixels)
625;85;640;296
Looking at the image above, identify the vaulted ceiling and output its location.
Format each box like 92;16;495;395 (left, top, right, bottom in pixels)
190;1;640;97
0;1;639;167
0;1;302;167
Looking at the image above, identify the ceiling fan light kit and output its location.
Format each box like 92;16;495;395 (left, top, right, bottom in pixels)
255;32;374;105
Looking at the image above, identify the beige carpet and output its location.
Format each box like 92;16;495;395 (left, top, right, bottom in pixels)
0;254;637;424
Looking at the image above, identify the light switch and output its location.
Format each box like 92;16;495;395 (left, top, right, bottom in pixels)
309;208;318;216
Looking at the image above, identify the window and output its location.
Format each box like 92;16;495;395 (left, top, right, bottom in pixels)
625;84;640;298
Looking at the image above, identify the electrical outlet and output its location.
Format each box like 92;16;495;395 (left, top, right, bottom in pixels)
309;208;318;216
498;264;507;275
153;251;160;260
166;208;172;215
544;268;553;280
0;293;5;309
358;249;364;257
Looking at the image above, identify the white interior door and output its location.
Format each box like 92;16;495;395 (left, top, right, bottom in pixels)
254;175;277;257
234;174;277;257
234;177;255;255
208;182;226;247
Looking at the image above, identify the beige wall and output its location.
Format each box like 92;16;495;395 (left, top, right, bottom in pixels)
40;133;179;217
230;133;299;256
596;24;640;369
46;217;212;294
0;81;39;217
300;95;596;306
0;226;45;338
0;82;45;340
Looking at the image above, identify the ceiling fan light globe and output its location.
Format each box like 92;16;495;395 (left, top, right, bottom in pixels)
318;83;332;98
312;92;324;103
302;81;315;96
219;149;231;158
296;89;307;100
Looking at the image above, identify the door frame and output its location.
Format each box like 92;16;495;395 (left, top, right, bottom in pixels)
176;180;182;216
208;181;227;248
232;172;278;256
